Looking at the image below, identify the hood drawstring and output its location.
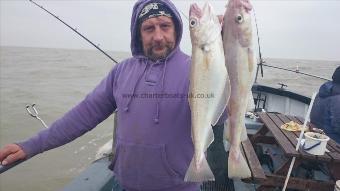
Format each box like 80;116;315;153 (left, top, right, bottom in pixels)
123;58;168;125
154;58;168;124
124;59;148;112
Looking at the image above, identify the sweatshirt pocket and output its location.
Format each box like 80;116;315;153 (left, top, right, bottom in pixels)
113;141;182;190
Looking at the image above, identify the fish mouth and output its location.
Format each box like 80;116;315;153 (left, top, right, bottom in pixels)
240;0;253;12
232;0;253;12
189;3;203;19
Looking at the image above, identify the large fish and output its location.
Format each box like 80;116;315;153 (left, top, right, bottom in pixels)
222;0;255;178
185;3;230;182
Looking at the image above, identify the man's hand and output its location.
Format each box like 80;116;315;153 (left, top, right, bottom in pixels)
0;144;26;165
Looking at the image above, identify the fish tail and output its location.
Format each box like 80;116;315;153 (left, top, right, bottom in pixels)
246;90;255;112
228;146;251;178
184;153;215;182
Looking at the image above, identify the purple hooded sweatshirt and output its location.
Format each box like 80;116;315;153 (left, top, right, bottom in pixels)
17;0;200;190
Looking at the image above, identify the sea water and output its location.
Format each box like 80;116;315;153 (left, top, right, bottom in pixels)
0;46;339;191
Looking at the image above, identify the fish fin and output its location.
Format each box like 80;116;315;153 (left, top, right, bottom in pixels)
211;79;230;126
228;146;251;178
246;91;255;112
184;154;215;182
247;48;256;112
224;119;230;141
241;124;248;141
223;120;231;151
223;118;230;141
223;140;230;152
204;126;215;152
247;48;255;73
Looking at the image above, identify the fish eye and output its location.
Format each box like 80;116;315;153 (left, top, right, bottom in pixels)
235;14;243;23
189;18;198;28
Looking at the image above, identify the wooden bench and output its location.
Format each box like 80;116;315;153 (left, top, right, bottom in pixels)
200;124;267;191
241;139;267;184
254;112;340;191
200;139;266;191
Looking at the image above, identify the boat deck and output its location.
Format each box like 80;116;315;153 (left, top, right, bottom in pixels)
251;112;340;191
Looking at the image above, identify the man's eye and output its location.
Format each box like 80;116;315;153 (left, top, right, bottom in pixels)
143;26;154;32
161;24;171;29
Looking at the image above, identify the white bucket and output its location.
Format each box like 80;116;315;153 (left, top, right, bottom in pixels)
303;132;329;155
335;180;340;191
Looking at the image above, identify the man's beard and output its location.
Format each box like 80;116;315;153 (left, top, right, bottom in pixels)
145;42;175;61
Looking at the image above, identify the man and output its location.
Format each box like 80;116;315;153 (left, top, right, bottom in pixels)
0;0;200;190
310;66;340;143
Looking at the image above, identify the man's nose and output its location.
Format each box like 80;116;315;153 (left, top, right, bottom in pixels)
153;26;164;42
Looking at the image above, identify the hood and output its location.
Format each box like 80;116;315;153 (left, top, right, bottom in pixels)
130;0;183;57
319;81;333;98
332;82;340;96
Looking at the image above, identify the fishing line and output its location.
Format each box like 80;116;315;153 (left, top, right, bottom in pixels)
3;1;122;175
179;8;189;21
28;0;118;64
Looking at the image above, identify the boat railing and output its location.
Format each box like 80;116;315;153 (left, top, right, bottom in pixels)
0;159;26;174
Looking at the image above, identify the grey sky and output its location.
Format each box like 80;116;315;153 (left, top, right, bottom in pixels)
1;0;340;61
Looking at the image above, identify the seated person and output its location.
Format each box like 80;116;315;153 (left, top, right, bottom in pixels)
310;66;340;143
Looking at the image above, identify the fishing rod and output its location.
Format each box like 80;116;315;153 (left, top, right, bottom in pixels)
28;0;118;64
253;7;265;83
2;1;121;175
0;104;49;174
260;63;331;81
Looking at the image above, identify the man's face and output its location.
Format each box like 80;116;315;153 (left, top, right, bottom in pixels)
140;16;176;61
